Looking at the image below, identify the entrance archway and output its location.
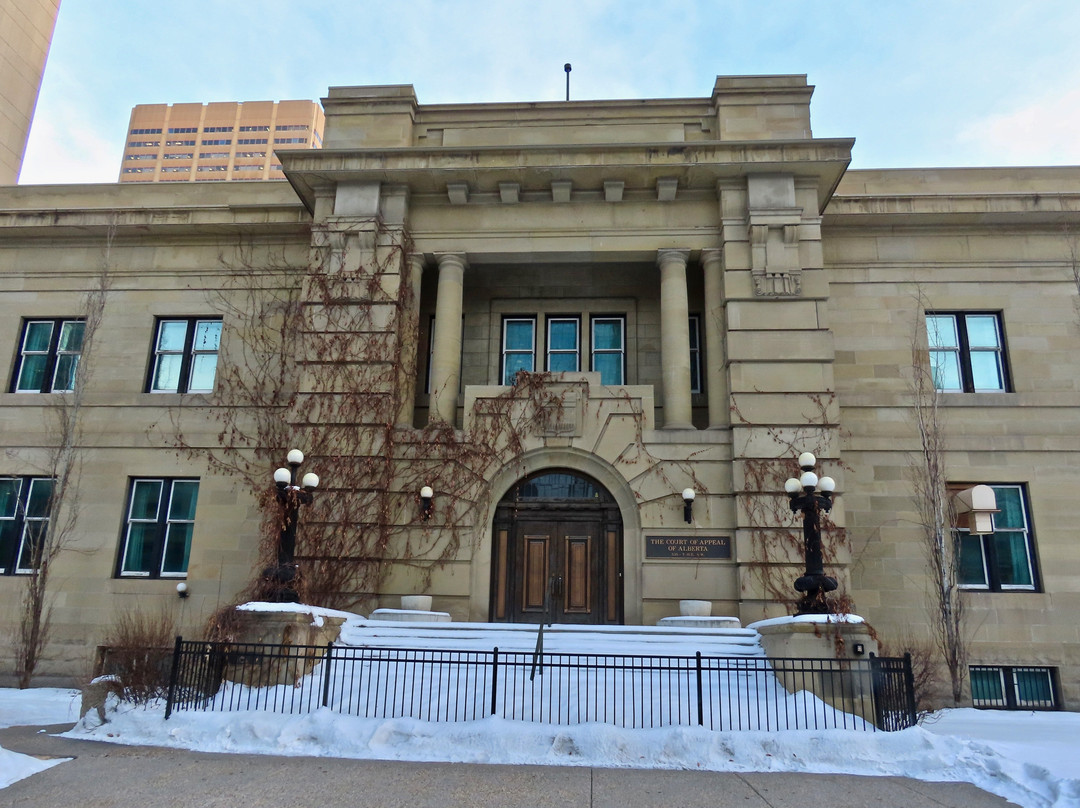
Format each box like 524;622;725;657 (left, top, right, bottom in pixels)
491;469;623;624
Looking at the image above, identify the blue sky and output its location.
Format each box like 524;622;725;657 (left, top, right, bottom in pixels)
19;0;1080;184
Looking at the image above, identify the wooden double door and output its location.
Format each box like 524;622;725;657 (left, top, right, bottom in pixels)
492;482;623;625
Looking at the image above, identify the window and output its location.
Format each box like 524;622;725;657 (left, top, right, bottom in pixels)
202;126;233;133
129;128;162;135
956;484;1037;591
167;127;198;134
970;665;1058;710
162;153;193;160
239;125;270;132
161;166;189;173
501;317;535;384
689;314;702;394
273;137;307;144
546;317;580;372
148;318;222;393
118;479;199;577
233;151;265;158
199;152;230;159
0;477;53;574
926;313;1008;392
237;138;268;145
11;319;84;393
591;316;625;385
125;154;156;161
275;124;309;131
127;140;159;148
197;165;227;172
200;139;232;146
234;164;263;171
166;139;196;147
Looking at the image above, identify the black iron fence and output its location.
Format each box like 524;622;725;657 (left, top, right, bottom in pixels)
165;639;916;732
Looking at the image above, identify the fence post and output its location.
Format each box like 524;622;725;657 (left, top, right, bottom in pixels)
321;642;334;708
902;652;917;727
165;635;183;720
695;652;704;726
490;647;499;716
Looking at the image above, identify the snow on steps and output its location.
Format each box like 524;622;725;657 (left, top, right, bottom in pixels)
338;618;765;658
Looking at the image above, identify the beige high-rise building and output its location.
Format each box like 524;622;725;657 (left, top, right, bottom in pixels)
118;100;324;183
0;0;61;184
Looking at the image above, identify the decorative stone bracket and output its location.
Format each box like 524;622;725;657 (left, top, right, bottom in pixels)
748;211;803;297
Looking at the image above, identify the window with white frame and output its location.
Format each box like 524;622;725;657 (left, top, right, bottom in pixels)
956;484;1037;591
590;316;625;385
118;479;199;577
148;318;222;393
926;312;1008;392
546;317;580;373
501;317;536;385
970;665;1058;710
10;319;85;393
0;477;53;574
689;314;702;394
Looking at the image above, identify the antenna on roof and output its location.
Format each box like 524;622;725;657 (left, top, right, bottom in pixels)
564;63;572;101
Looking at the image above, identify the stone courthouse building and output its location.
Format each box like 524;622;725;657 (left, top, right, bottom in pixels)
1;75;1078;709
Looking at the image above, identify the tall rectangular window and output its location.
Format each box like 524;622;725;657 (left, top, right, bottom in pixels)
689;315;702;394
0;477;53;574
591;316;625;385
149;318;222;393
546;317;580;373
119;479;199;578
11;319;85;393
501;317;536;385
957;484;1037;591
970;665;1058;710
926;312;1007;392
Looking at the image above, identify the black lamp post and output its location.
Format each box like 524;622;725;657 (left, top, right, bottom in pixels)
784;451;838;615
264;448;318;602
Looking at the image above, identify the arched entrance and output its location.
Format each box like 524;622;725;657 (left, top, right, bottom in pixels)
491;469;623;625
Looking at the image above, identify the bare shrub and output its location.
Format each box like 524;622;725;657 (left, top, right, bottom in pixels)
98;607;177;704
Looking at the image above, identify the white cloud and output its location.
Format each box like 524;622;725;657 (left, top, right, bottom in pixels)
957;85;1080;166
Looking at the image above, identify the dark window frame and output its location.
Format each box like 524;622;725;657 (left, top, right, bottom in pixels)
500;315;537;385
590;314;626;385
545;315;581;373
146;317;222;394
9;318;85;393
116;477;200;579
970;665;1059;710
926;311;1010;393
0;475;54;575
955;483;1039;592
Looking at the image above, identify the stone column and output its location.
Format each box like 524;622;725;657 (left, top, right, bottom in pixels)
428;252;466;425
657;248;693;429
701;248;729;429
396;252;425;427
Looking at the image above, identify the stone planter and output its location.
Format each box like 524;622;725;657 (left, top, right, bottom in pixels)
401;595;433;611
679;599;712;617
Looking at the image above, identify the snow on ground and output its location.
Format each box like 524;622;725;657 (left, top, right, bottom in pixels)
0;687;78;788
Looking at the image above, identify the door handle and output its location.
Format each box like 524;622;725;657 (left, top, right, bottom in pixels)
549;575;564;598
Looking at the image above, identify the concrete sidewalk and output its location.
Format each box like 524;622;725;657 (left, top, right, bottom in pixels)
0;722;1017;808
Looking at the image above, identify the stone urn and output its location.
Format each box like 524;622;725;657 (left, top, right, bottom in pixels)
401;595;433;611
679;599;712;617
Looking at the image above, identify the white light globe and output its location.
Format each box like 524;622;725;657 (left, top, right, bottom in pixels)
798;452;816;470
287;448;305;466
818;476;836;493
273;467;291;485
420;485;434;499
799;471;818;490
682;488;695;502
301;472;320;490
784;477;803;495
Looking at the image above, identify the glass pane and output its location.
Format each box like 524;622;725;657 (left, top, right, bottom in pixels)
519;473;599;499
52;354;79;392
193;320;221;351
925;315;958;348
593;320;622;350
688;317;699;350
156;321;189;351
548;320;578;351
0;519;17;571
548;353;578;373
504;320;534;351
161;523;193;574
23;321;54;352
1014;669;1053;705
0;478;21;518
993;532;1032;587
130;480;163;521
503;353;533;385
16;355;48;391
992;487;1025;529
594;353;623;385
958;532;988;586
969;351;1003;390
188;354;218;392
17;521;47;570
929;350;962;391
970;668;1004;704
123;523;157;574
965;315;1000;348
152;354;183;392
58;321;85;352
25;479;53;518
168;481;199;521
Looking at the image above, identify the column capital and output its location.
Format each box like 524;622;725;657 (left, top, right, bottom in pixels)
657;248;691;268
434;252;468;272
700;248;724;268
